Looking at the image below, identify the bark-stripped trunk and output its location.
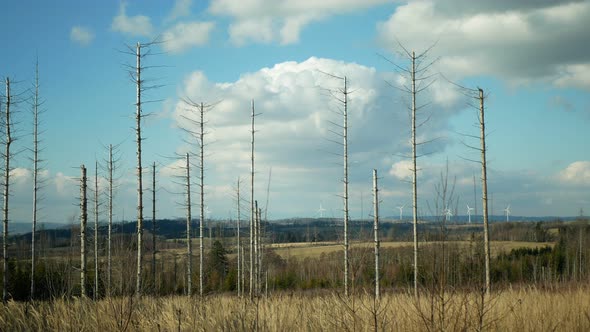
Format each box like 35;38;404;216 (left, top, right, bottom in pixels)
411;51;419;298
186;153;192;296
199;103;205;297
2;78;11;302
135;42;144;296
152;162;156;293
373;169;380;301
253;200;259;296
249;100;255;299
94;162;99;299
80;165;88;298
31;65;40;300
236;178;241;297
343;76;350;297
107;144;113;296
479;88;491;295
257;205;262;293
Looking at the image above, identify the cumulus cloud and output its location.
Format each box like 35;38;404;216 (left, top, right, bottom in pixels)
70;26;94;46
169;57;464;217
377;1;590;88
111;2;154;37
162;21;215;53
558;161;590;185
166;0;192;23
209;0;390;45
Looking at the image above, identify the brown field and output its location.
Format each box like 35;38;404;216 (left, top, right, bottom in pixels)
1;286;588;331
270;240;554;259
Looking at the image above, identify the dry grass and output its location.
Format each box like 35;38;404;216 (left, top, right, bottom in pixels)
1;286;588;331
271;240;554;259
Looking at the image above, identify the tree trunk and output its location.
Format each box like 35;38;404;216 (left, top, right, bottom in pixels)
250;100;255;299
80;165;88;298
152;162;156;293
373;169;380;301
479;88;491;295
107;144;113;296
31;64;40;300
343;76;350;297
411;51;419;298
199;103;205;297
186;153;192;296
135;42;144;297
237;178;241;297
2;78;11;302
94;161;99;299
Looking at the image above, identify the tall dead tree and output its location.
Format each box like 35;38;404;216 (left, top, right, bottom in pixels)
80;165;88;298
151;162;156;293
384;45;437;297
373;169;380;301
185;153;192;296
2;78;12;303
253;200;259;296
478;89;491;294
30;62;45;300
105;143;120;296
236;178;242;297
94;161;99;299
250;100;256;299
134;42;145;296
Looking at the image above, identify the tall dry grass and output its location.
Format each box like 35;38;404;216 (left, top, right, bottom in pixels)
1;286;589;331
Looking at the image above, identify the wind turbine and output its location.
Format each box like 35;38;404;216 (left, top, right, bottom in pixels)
317;203;326;218
466;204;474;224
504;205;511;222
396;205;405;221
444;208;453;223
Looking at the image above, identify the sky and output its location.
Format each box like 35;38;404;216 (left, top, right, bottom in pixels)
0;0;589;224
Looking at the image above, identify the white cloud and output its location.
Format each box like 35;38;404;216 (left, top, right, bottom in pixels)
209;0;390;45
166;0;192;23
111;2;154;37
377;1;590;88
389;160;413;180
558;161;590;186
162;21;215;53
70;26;94;46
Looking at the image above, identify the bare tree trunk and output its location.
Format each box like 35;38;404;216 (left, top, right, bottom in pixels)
31;64;40;300
250;100;255;299
343;76;350;297
199;103;205;297
236;178;241;297
152;162;156;294
373;169;380;301
80;165;88;298
186;153;192;296
479;88;491;295
254;200;259;297
257;205;262;293
2;78;12;303
94;161;99;299
107;144;113;296
135;42;144;297
411;51;419;298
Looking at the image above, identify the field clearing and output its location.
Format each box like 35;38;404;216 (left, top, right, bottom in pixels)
270;241;554;259
1;286;588;331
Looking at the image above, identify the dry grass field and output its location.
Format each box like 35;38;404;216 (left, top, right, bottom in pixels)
269;241;554;259
1;286;587;331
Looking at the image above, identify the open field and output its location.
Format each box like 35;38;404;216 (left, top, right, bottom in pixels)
1;286;588;331
269;240;555;259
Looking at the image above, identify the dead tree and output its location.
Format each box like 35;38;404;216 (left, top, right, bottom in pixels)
478;89;491;294
104;142;122;296
383;45;437;297
30;62;46;300
185;153;192;296
151;162;156;293
249;99;257;299
236;178;242;297
373;169;380;301
94;161;99;299
80;165;88;298
2;78;12;303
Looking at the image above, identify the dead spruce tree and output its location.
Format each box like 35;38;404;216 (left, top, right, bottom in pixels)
321;72;351;296
1;78;12;303
249;99;259;299
103;142;122;296
30;61;46;300
151;162;157;293
384;45;437;297
235;178;242;297
373;169;380;301
185;153;192;296
80;165;88;298
179;99;214;297
123;40;162;296
93;161;100;299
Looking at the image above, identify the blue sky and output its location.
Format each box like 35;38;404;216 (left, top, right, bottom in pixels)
1;0;589;224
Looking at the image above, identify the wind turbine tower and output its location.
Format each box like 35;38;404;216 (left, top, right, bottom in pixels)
466;204;474;224
397;205;404;222
317;203;326;218
444;208;453;223
504;205;511;222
